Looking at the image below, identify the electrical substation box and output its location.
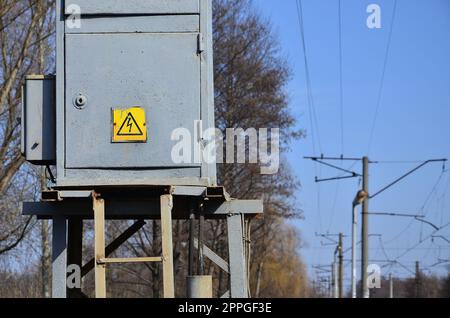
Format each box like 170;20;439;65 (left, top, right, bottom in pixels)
22;0;217;187
21;75;56;165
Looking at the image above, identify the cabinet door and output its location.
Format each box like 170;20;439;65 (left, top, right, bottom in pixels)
65;33;201;169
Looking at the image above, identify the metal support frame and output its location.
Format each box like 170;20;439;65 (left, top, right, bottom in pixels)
389;274;394;298
52;216;67;298
81;220;146;277
227;214;248;298
93;193;106;298
161;194;175;298
67;218;83;298
28;186;263;299
331;263;338;299
351;204;357;299
91;193;176;299
187;276;213;298
361;157;370;299
338;233;344;299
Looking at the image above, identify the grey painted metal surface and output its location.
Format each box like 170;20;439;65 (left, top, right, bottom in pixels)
187;276;213;298
221;291;230;298
361;157;370;298
194;238;229;273
21;75;56;165
53;0;217;187
60;170;206;188
64;0;200;15
161;195;175;298
199;0;217;185
172;186;207;197
67;219;83;298
31;192;262;299
23;199;263;220
65;15;200;34
52;217;67;298
93;194;107;298
65;32;200;169
227;214;248;298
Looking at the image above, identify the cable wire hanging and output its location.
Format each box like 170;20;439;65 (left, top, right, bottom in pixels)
367;0;398;155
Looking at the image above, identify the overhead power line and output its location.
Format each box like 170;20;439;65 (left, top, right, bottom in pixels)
369;159;447;199
367;0;398;154
295;0;322;154
338;0;344;156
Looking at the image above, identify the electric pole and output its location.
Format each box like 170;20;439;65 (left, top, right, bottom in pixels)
338;233;344;298
389;274;394;298
415;261;421;298
305;156;446;299
332;263;338;298
361;156;370;298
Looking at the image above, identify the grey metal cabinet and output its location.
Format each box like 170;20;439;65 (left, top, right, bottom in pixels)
53;0;216;187
65;33;201;169
21;75;56;165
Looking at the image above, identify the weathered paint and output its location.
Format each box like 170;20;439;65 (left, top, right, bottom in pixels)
55;0;216;186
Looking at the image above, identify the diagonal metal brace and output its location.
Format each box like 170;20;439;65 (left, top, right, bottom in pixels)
81;220;146;277
314;159;361;177
194;238;229;274
315;175;360;183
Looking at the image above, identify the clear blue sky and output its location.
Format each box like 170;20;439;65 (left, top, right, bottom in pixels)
254;0;450;291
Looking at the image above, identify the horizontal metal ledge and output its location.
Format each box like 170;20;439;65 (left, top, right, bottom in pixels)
99;257;162;264
64;0;200;16
45;186;209;200
22;199;263;220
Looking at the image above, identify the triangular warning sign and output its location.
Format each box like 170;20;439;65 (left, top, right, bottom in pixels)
112;107;147;143
117;112;144;136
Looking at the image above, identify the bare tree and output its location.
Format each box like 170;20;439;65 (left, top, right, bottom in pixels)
0;0;55;261
212;0;307;297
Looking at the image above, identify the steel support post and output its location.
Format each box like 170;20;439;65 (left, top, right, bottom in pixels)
351;204;357;298
227;214;247;298
93;194;106;298
161;194;175;298
187;276;213;298
52;216;67;298
361;156;370;298
389;274;394;299
67;218;83;298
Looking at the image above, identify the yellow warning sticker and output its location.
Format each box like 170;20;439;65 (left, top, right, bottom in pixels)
112;107;147;143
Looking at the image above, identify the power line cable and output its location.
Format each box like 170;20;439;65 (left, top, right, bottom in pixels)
393;222;450;262
419;170;446;239
367;0;398;155
338;0;344;156
295;0;322;154
327;0;345;233
327;161;357;232
295;0;324;239
384;168;447;244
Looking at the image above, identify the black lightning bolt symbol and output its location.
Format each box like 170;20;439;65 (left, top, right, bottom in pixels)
126;117;133;132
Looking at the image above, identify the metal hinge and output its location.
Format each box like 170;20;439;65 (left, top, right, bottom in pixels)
197;33;205;54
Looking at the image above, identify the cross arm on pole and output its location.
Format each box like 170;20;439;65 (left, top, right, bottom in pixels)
370;159;448;199
369;212;439;230
304;156;362;183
